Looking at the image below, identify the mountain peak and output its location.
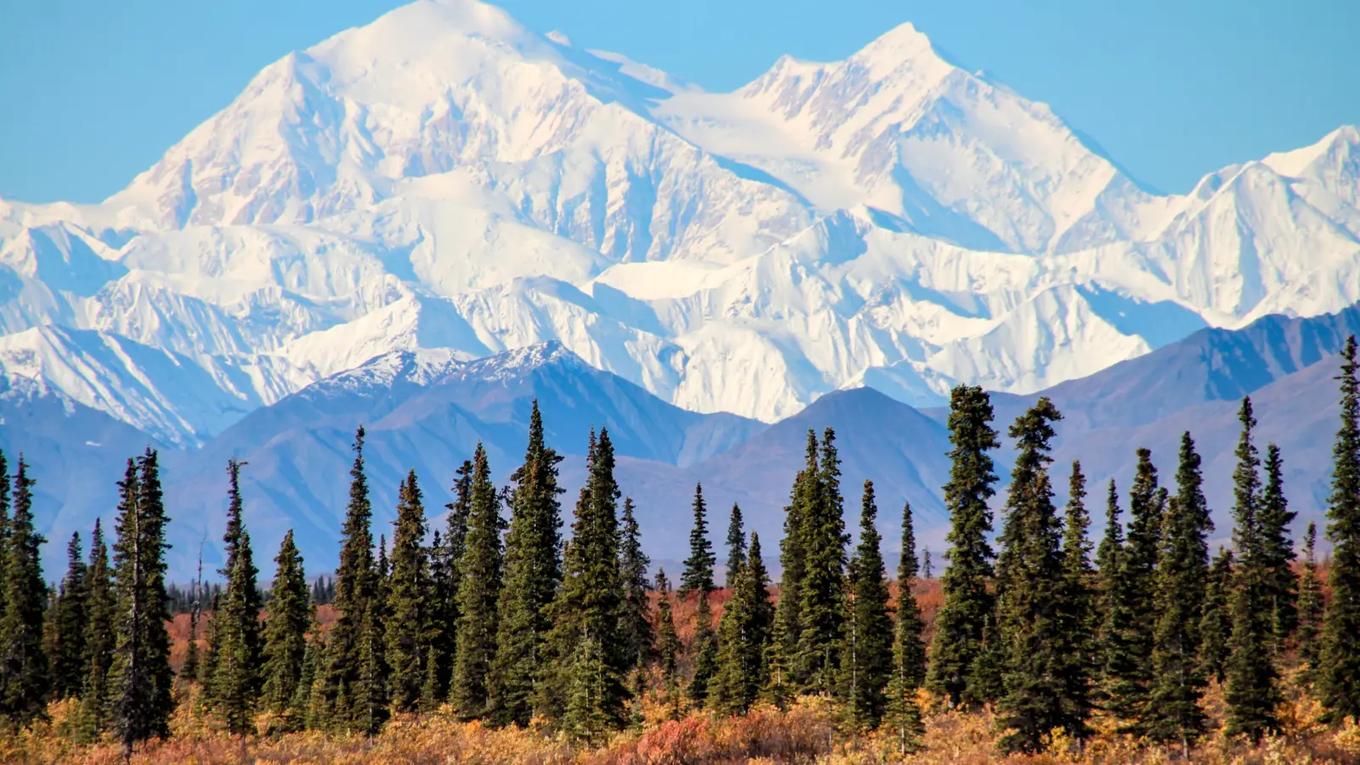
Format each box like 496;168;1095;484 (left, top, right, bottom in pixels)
852;21;942;67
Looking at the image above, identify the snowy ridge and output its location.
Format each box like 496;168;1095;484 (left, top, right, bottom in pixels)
0;0;1358;440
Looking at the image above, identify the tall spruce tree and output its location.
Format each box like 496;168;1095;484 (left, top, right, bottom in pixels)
680;484;716;597
487;402;564;726
425;459;472;707
385;471;429;713
1258;444;1297;648
994;398;1075;753
0;452;8;623
1224;397;1282;740
539;429;630;729
1200;548;1234;684
263;530;309;719
109;451;174;754
725;504;746;587
1106;448;1162;730
711;533;773;715
48;532;88;699
842;481;893;729
75;518;113;741
885;500;927;754
795;428;848;695
772;431;818;693
928;385;1000;708
1097;479;1138;721
314;427;379;732
1058;462;1095;739
209;460;262;734
452;444;503;720
0;457;49;726
1297;523;1324;674
1320;336;1360;721
688;588;718;705
1146;433;1213;749
618;498;652;669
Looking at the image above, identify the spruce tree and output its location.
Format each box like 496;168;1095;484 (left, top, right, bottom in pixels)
1297;523;1324;674
725;503;746;587
109;451;174;754
680;483;715;597
1146;433;1213;749
994;398;1075;753
1258;444;1297;648
314;428;379;731
1199;548;1233;683
1057;462;1095;739
452;444;503;720
49;532;89;699
539;430;629;729
842;481;893;730
928;385;1000;708
0;451;8;623
618;498;652;669
0;457;49;726
1108;448;1162;730
771;431;817;693
688;588;718;705
795;428;848;695
385;471;429;713
1096;478;1139;722
885;500;927;754
262;530;309;718
209;460;262;735
711;533;773;715
1224;397;1282;740
1320;336;1360;721
655;566;685;677
426;460;472;706
487;402;563;726
75;519;113;741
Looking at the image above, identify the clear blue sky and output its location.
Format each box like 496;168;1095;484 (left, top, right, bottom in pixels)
1;0;1356;202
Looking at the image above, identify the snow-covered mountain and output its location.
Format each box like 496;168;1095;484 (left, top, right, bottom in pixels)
1;0;1358;439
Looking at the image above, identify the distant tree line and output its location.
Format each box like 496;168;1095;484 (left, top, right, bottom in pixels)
2;338;1360;756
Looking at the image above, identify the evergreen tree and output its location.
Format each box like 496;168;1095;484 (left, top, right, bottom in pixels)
1096;479;1136;717
618;497;652;669
385;471;429;713
0;451;7;616
687;588;718;705
1057;462;1095;740
452;444;503;720
711;533;773;715
75;518;113;742
885;500;927;754
426;460;472;706
1107;448;1162;730
652;566;680;677
1297;522;1324;674
290;618;320;725
928;385;1000;708
48;532;88;699
1147;433;1213;749
314;428;379;732
209;460;262;735
0;457;49;726
1199;548;1234;683
563;634;611;744
680;483;716;597
262;530;309;718
487;402;564;726
772;432;818;693
994;398;1075;753
725;503;746;587
109;451;174;754
538;430;630;728
795;428;848;695
841;481;893;730
922;548;932;580
1320;336;1360;721
1224;398;1281;740
1258;444;1297;648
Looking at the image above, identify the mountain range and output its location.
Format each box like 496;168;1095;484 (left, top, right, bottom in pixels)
0;0;1357;576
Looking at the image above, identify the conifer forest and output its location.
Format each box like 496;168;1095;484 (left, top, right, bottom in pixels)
3;338;1360;764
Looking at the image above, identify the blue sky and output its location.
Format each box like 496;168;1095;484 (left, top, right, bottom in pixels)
1;0;1356;202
